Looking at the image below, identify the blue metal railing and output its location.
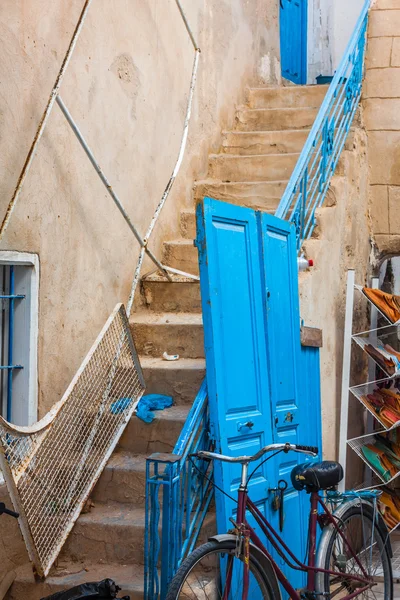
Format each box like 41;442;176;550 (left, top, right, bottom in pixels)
275;0;370;250
144;379;214;600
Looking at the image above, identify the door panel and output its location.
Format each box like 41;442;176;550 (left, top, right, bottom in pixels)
196;198;273;535
280;0;307;84
259;213;306;591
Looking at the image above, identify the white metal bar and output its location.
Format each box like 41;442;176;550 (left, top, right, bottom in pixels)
144;49;200;244
338;269;355;491
0;0;93;242
175;0;200;50
56;95;172;283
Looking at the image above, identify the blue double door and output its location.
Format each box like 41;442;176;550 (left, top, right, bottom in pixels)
196;198;321;591
280;0;308;84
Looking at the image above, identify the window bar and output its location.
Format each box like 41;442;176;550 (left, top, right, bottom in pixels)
0;266;25;422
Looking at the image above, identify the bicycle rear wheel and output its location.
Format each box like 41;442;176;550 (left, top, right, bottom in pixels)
166;539;280;600
316;503;393;600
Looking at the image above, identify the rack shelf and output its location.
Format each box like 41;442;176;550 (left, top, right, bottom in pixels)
350;376;400;430
352;324;400;378
340;272;400;539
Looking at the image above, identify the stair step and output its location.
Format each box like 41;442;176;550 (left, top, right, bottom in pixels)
193;179;286;209
140;356;205;405
235;107;318;132
93;451;147;506
163;239;199;275
130;312;204;359
59;504;147;565
118;405;190;454
221;130;310;155
9;562;144;600
247;85;328;109
208;153;299;182
141;273;201;313
180;209;197;239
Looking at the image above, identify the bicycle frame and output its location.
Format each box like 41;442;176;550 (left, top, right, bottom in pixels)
233;485;374;600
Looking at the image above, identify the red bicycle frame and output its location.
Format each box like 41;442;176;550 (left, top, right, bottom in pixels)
233;486;373;600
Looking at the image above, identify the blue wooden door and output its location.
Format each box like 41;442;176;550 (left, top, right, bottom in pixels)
196;198;321;595
280;0;307;84
196;198;274;537
259;213;307;591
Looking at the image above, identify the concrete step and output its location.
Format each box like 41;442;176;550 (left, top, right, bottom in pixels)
60;503;147;565
193;179;286;210
163;239;199;275
235;107;318;131
118;405;190;454
180;209;197;239
9;562;144;600
208;153;299;182
61;501;216;568
247;85;328;109
93;451;147;506
140;356;205;405
221;130;310;155
141;273;201;313
130;312;204;359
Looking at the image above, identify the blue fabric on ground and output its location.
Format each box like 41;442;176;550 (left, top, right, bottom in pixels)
136;394;173;423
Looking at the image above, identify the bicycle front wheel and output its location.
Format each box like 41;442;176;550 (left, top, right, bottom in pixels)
165;539;280;600
316;503;393;600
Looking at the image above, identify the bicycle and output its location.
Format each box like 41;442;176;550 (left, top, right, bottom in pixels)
166;443;393;600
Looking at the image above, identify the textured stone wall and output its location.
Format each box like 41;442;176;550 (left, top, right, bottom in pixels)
365;0;400;261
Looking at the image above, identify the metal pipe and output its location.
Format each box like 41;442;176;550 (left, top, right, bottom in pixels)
56;96;171;286
144;49;200;244
0;0;93;242
175;0;200;50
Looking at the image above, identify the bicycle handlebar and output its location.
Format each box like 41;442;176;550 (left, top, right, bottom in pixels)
192;443;318;464
0;502;19;519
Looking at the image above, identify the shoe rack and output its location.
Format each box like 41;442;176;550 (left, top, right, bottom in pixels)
339;269;400;534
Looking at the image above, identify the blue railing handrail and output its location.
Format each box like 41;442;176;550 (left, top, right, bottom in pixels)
144;379;214;600
275;0;370;245
173;378;207;456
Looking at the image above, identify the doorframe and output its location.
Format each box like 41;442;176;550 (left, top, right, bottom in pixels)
280;0;308;85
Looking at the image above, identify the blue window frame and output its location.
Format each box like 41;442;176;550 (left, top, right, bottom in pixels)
0;265;25;421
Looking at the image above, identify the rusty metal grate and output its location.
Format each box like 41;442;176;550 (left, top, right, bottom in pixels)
0;303;144;577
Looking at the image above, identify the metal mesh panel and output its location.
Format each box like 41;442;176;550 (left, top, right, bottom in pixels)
0;303;145;577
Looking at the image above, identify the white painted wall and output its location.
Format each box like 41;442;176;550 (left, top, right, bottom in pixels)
307;0;364;84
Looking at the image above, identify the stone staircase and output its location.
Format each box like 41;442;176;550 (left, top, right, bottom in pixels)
7;85;327;599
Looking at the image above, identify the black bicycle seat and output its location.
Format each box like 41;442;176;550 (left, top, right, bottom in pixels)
291;461;343;491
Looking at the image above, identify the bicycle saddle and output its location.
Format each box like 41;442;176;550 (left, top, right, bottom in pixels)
291;461;343;491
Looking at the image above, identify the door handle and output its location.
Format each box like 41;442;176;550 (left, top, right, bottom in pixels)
237;421;254;432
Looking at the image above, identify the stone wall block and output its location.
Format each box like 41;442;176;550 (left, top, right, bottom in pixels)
389;186;400;233
368;131;400;185
369;10;400;37
391;37;400;65
364;98;400;130
370;185;389;233
365;37;392;69
364;67;400;97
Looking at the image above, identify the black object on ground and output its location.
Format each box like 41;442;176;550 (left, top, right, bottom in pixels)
40;578;130;600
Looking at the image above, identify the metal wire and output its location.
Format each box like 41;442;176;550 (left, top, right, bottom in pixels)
0;304;145;577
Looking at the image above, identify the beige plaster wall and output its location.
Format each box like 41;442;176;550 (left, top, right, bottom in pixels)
299;129;371;462
364;0;400;260
0;1;280;419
